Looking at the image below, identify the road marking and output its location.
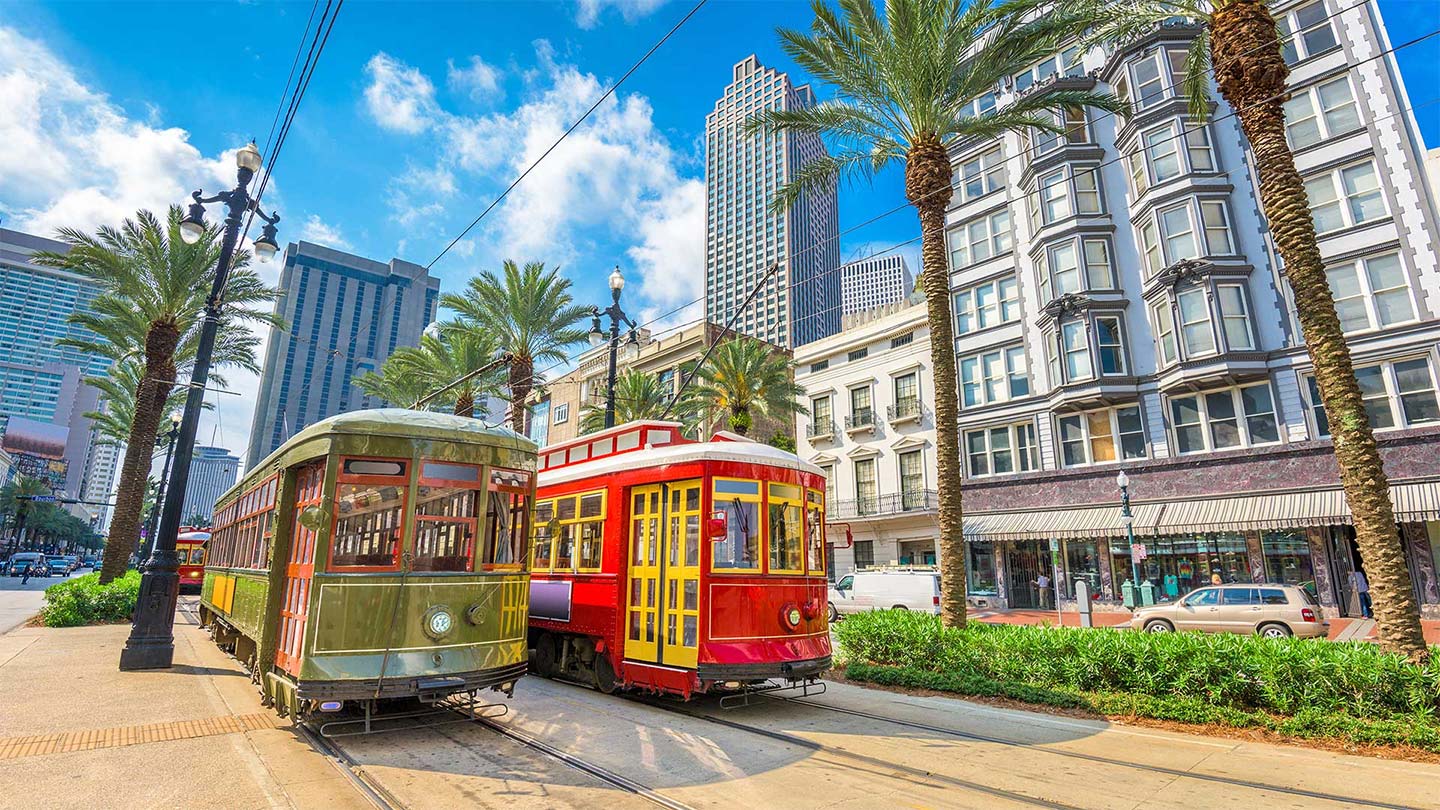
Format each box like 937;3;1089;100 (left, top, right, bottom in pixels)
0;712;286;761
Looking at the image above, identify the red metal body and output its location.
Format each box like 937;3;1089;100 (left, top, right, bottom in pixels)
528;421;831;699
176;527;211;593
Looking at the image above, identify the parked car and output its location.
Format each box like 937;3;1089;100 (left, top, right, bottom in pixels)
1130;583;1328;639
7;553;51;578
828;568;942;620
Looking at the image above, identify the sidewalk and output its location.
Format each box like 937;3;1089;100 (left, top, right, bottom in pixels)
972;608;1440;643
0;608;374;809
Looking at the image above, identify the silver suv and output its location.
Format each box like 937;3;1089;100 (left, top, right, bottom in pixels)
1130;583;1329;639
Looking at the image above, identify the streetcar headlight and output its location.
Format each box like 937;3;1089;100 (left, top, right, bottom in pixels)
424;606;455;640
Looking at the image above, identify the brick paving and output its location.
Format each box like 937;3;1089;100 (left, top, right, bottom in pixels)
0;711;285;761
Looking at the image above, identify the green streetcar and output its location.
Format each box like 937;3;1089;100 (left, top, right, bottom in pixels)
198;409;536;721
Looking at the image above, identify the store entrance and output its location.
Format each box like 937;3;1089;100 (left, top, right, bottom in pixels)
1326;527;1371;618
1006;540;1053;609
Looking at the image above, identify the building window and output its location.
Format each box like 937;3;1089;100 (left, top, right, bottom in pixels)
1038;169;1070;223
820;464;836;507
1169;382;1280;454
1123;48;1186;110
1284;75;1360;148
1095;315;1127;374
1215;284;1254;351
953;275;1020;334
850;385;873;424
891;332;914;348
1326;253;1415;333
1306;358;1440;436
1041;237;1113;301
894;371;919;415
1142;123;1182;183
1278;1;1339;65
854;458;878;515
1014;45;1084;92
960;91;998;119
848;347;868;362
947;209;1012;268
1305;160;1387;234
1176;286;1216;356
1030;106;1089;155
809;359;829;373
853;539;875;570
1057;405;1145;467
1061;320;1092;381
960;345;1029;407
965;422;1039;477
552;403;569;424
898;450;926;508
811;395;832;434
1144;199;1234;274
955;147;1006;202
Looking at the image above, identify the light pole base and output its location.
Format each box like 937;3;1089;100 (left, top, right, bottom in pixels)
118;552;180;671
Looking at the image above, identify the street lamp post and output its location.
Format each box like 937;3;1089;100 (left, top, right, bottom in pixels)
138;413;184;568
1117;471;1143;606
586;267;639;429
120;142;280;671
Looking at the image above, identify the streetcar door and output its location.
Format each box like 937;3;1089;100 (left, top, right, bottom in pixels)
625;485;664;664
661;481;702;669
276;462;324;675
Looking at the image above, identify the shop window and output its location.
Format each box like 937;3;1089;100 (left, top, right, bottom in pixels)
1138;533;1253;601
713;479;762;570
1261;530;1315;588
767;483;804;574
968;542;998;594
1064;540;1102;599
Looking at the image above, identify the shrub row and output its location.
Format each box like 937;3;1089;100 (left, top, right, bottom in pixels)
40;571;141;627
834;610;1440;722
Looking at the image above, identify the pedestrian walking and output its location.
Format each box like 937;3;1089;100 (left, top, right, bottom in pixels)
1351;570;1372;618
21;562;32;585
1034;572;1051;610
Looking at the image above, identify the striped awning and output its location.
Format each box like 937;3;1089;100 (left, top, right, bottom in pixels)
963;480;1440;541
963;502;1164;541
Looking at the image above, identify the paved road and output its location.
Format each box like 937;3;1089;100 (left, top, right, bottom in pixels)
327;674;1440;809
0;568;87;635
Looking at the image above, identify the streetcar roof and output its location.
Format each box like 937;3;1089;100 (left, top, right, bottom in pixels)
538;437;824;488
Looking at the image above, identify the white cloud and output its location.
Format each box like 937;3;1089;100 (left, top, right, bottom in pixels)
447;55;504;103
629;178;705;328
574;0;670;29
298;214;351;250
363;52;437;134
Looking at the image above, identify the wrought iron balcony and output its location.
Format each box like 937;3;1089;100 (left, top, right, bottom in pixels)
887;397;922;424
844;409;876;433
829;489;938;519
806;420;836;441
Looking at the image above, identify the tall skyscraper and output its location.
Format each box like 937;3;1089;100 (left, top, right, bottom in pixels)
178;445;239;524
0;228;115;501
245;241;440;468
840;254;914;315
704;55;840;349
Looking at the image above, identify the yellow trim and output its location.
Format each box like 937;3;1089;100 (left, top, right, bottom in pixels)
806;489;826;576
530;489;607;574
767;482;805;575
710;477;763;573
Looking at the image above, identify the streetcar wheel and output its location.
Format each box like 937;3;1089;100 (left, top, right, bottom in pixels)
594;653;618;695
532;634;557;678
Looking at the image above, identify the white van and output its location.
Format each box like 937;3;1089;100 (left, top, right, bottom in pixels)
828;568;942;619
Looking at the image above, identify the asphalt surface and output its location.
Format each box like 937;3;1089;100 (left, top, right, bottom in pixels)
0;566;89;634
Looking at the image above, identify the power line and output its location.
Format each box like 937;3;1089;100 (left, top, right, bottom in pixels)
426;0;709;269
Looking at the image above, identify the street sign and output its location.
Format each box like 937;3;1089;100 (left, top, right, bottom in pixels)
23;495;56;503
1131;543;1148;560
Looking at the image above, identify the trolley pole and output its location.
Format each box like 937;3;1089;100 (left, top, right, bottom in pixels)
120;142;280;671
586;266;639;429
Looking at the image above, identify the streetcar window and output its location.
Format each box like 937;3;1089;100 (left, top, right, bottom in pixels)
532;501;555;570
712;479;761;571
768;483;804;574
544;491;606;572
805;492;825;575
483;468;531;570
412;485;477;572
344;459;407;477
190;547;206;565
421;461;480;482
331;483;404;568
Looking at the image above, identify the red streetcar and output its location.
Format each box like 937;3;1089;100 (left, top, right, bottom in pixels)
177;526;211;593
527;421;831;700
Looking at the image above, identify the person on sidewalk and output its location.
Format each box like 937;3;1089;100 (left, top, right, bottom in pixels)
1351;570;1372;618
1034;572;1051;610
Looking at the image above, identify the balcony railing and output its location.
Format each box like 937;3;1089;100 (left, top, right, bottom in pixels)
829;489;939;519
887;397;922;424
806;420;836;440
844;409;876;432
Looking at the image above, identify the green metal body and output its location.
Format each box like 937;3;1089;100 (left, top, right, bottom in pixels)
198;409;536;707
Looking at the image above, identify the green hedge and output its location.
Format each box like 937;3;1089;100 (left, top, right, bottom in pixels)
835;610;1440;747
40;571;141;627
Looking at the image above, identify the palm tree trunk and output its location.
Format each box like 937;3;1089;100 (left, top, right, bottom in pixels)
1211;0;1427;662
508;356;532;434
100;323;179;584
908;135;967;628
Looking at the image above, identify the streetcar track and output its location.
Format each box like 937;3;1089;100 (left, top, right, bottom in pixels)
297;721;406;810
770;694;1414;810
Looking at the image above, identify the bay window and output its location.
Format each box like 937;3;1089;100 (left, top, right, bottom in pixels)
1032;106;1090;156
1177;286;1216;356
1057;405;1146;467
1216;284;1255;350
1284;75;1360;148
1014;45;1085;92
1152;301;1178;364
1145;198;1235;273
1047;313;1128;384
956;147;1006;202
1039;170;1070;223
1305;358;1440;436
1143;124;1181;182
1305;160;1386;233
1325;253;1415;332
953;275;1019;334
1169;382;1280;454
1277;1;1339;65
1127;48;1186;109
947;208;1012;268
1096;315;1127;374
1033;166;1102;227
960;344;1029;407
965;421;1040;477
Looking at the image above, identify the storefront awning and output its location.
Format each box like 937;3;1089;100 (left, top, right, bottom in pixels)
963;503;1164;541
963;480;1440;540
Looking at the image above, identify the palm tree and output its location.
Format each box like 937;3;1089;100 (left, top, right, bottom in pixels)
441;260;589;433
1043;0;1428;663
750;0;1125;628
356;325;504;417
1;476;51;554
84;358;199;449
690;337;808;437
578;368;703;435
33;207;280;584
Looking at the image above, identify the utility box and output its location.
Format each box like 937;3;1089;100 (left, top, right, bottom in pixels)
1075;580;1093;627
1122;579;1158;609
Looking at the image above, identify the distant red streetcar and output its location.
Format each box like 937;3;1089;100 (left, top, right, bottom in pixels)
176;527;210;593
527;421;831;700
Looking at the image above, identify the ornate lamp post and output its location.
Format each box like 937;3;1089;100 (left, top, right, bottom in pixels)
120;142;280;671
138;412;184;567
1117;470;1144;606
586;267;639;429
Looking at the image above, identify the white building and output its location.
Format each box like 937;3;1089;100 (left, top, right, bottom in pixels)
794;300;939;579
840;254;914;316
178;446;239;525
705;55;841;348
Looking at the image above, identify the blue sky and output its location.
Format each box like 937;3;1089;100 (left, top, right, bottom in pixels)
2;0;1438;464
